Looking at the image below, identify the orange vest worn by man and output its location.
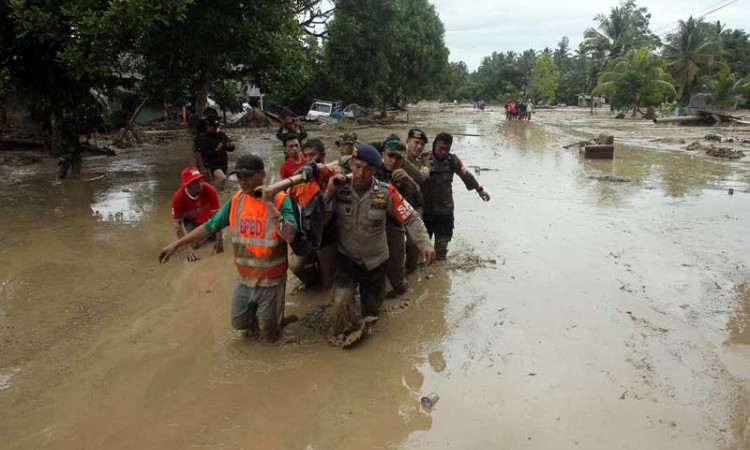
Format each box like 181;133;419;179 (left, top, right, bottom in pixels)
158;154;298;342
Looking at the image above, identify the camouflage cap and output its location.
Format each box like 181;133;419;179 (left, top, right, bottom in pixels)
383;140;407;158
335;131;358;146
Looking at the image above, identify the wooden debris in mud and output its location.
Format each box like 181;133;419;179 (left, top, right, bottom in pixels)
588;175;635;182
705;146;745;159
447;253;498;272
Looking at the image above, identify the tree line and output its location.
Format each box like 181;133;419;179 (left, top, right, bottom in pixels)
0;0;450;131
1;0;749;136
443;1;750;113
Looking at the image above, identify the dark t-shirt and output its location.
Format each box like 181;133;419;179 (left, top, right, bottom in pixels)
196;132;230;168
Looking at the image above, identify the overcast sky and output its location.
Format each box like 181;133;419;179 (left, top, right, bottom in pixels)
430;0;748;70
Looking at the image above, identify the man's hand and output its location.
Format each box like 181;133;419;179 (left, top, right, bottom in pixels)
294;162;317;181
159;242;179;264
260;185;275;204
421;246;436;266
213;238;224;254
326;174;348;195
215;141;224;152
478;188;491;202
184;246;200;262
392;168;416;191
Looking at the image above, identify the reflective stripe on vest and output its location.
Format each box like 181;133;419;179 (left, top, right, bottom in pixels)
228;191;288;283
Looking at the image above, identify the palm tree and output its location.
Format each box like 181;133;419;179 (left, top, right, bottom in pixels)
583;0;658;59
662;16;727;103
699;73;747;110
593;47;676;115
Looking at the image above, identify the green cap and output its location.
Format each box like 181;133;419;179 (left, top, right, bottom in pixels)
335;131;358;146
383;140;406;157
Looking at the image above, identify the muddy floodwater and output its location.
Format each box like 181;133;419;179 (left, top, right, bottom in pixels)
1;104;749;449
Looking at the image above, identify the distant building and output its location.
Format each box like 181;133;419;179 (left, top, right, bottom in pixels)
577;94;606;108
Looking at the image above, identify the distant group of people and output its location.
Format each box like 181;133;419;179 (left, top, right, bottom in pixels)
160;118;491;346
505;99;533;121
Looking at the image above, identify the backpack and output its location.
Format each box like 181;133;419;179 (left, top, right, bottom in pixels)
288;185;325;256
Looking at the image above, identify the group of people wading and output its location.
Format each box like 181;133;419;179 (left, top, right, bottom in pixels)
159;117;491;346
504;98;533;121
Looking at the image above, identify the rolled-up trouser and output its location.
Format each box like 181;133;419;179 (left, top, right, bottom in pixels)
386;222;407;291
230;281;285;342
330;252;386;336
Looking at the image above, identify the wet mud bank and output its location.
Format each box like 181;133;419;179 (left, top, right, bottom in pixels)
1;104;749;449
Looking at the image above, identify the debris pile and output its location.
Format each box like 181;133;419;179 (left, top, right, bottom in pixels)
705;146;745;159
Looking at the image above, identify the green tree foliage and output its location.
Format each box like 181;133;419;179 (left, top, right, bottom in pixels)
0;0;192;123
136;1;307;115
467;50;537;102
583;0;659;59
662;17;728;103
444;61;470;101
530;51;560;103
720;28;750;79
322;0;449;109
698;72;747;110
593;47;675;113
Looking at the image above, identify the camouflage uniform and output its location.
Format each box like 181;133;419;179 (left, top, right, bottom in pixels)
376;142;423;292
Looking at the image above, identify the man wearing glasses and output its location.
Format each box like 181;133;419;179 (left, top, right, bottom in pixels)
158;154;299;342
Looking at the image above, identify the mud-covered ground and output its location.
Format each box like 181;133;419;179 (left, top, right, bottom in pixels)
1;103;749;449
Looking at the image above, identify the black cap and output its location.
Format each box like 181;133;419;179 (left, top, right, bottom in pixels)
230;154;264;176
407;128;428;143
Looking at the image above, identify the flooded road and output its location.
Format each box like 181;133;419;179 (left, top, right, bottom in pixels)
1;104;749;449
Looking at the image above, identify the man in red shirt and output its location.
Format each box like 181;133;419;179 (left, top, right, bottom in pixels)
171;166;223;261
279;134;306;179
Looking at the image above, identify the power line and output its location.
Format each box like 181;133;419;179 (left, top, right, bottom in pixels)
651;0;733;33
657;0;740;38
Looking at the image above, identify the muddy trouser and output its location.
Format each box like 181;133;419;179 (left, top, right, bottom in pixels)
230;281;285;342
58;145;82;177
330;252;387;336
405;232;421;273
289;242;337;288
386;221;407;291
423;213;454;260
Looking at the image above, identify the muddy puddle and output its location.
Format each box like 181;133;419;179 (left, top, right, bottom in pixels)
1;103;749;449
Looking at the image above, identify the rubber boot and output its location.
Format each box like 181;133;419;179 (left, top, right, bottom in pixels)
434;237;450;261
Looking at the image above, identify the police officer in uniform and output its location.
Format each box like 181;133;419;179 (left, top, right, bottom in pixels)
422;132;491;260
324;144;434;340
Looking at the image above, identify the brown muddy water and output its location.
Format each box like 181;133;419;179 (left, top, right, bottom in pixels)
1;104;749;449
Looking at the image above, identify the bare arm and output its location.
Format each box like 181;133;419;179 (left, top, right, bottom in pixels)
159;224;211;263
261;187;296;243
454;155;491;201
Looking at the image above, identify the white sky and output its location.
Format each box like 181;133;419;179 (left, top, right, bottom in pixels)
430;0;749;70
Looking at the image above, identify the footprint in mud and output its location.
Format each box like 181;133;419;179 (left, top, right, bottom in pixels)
428;350;447;373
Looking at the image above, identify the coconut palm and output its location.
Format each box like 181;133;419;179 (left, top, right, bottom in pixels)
699;73;748;111
583;0;659;59
593;47;676;114
662;17;727;102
